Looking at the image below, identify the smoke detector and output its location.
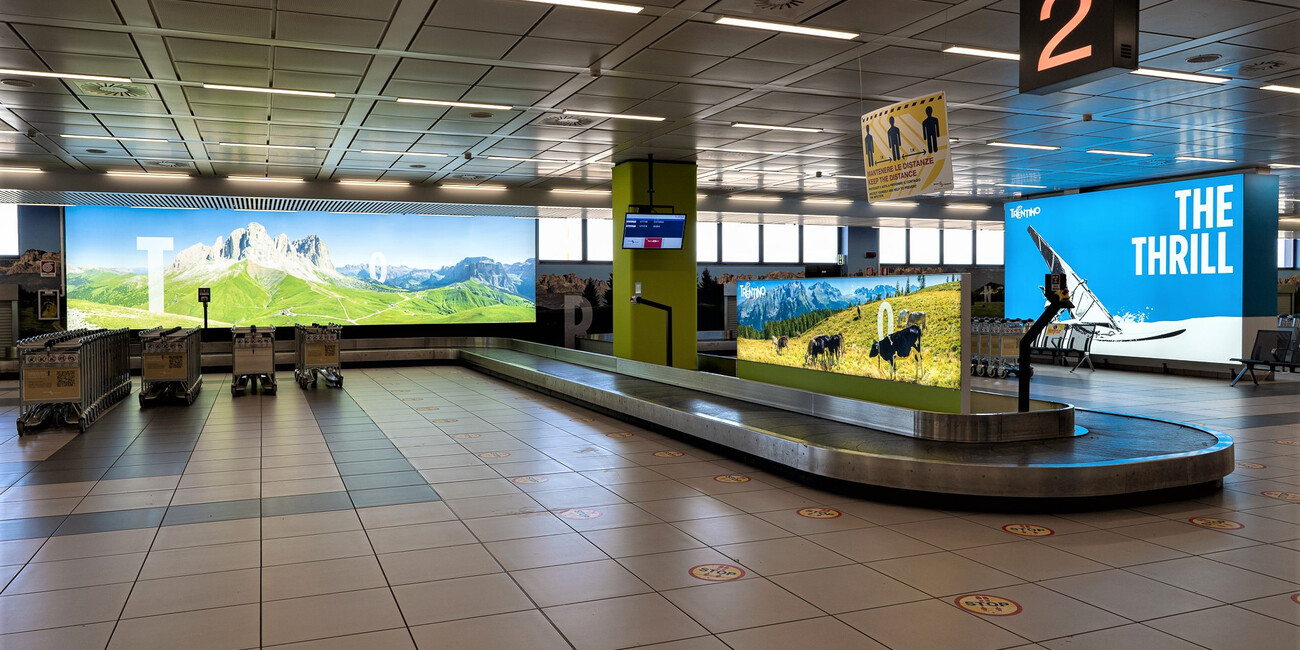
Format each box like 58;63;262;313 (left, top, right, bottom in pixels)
73;80;156;99
542;115;594;127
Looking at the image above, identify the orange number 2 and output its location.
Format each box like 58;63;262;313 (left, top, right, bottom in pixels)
1037;0;1093;72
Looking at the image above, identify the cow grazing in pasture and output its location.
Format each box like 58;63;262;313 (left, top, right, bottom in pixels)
898;309;928;332
825;333;843;365
805;335;829;367
869;325;923;379
772;336;789;355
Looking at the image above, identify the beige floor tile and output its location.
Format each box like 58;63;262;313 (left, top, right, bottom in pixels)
408;609;570;650
544;593;708;650
1147;605;1300;650
368;520;476;554
582;522;705;558
604;480;705;502
1039;624;1205;650
719;616;887;650
262;476;346;498
267;628;415;649
0;496;81;518
89;475;181;495
672;514;793;546
122;568;260;618
139;541;260;579
552;502;664;532
0;621;115;650
806;526;942;562
463;511;572;541
430;478;522;500
637;496;745;522
890;517;1030;550
0;583;132;634
262;530;374;566
263;587;406;646
511;559;652;607
1237;591;1300;625
357;501;455;529
715;536;853;576
770;564;928;614
32;528;157;562
615;638;727;650
618;547;757;590
961;583;1130;642
378;543;502;585
444;493;545;519
955;542;1110;582
393;572;534;626
839;599;1029;650
832;500;951;525
262;509;362;539
260;464;338;483
263;555;388;601
1204;544;1300;583
869;552;1024;597
170;483;261;506
0;481;96;502
662;578;822;633
1038;569;1220;620
485;532;606;570
108;603;259;650
151;518;261;550
1039;530;1189;567
72;490;174;514
1126;556;1300;602
5;552;146;594
0;539;43;566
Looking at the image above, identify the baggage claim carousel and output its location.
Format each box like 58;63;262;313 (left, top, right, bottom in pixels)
187;337;1235;503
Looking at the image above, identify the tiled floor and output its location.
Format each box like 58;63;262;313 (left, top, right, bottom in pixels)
0;364;1296;649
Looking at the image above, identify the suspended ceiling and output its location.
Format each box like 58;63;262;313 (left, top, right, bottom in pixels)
0;0;1295;209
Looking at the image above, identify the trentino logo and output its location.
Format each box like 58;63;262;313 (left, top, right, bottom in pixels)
1008;205;1042;219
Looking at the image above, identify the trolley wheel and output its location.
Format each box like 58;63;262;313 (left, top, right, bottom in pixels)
231;385;238;396
16;420;24;436
78;419;88;434
335;377;343;388
139;393;146;407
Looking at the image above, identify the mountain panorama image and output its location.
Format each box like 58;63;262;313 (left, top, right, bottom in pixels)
65;207;536;328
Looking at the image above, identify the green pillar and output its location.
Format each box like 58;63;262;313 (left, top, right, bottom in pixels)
612;160;697;369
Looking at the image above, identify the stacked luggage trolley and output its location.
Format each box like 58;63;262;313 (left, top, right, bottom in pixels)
294;324;343;389
17;328;131;434
970;318;1033;378
138;327;203;406
231;326;277;396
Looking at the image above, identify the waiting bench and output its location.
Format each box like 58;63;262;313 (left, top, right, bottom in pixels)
1230;330;1299;386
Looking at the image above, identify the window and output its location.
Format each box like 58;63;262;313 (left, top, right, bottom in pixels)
802;225;839;263
1280;236;1296;269
976;229;1004;265
762;224;799;263
697;222;718;263
537;218;583;261
942;229;973;265
721;222;760;263
0;204;16;256
878;227;907;264
908;228;940;264
586;218;613;262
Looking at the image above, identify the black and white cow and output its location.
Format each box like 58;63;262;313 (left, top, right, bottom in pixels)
825;333;843;366
805;335;829;367
869;325;923;379
772;335;789;355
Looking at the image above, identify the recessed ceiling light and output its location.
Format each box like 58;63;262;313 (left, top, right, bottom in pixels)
1086;149;1152;158
361;149;448;158
715;17;857;40
441;183;507;191
520;0;643;12
945;204;990;211
995;183;1047;189
202;83;335;98
0;166;44;173
0;68;131;83
1175;155;1235;163
730;195;781;201
732;123;823;133
989;142;1060;151
943;45;1019;60
487;156;572;164
338;180;410;187
106;171;190;178
804;198;852;204
874;201;918;207
217;142;316;151
62;134;169;144
397;98;514;111
227;176;305;183
1262;84;1300;94
550;188;611;194
1131;68;1230;84
562;110;665;122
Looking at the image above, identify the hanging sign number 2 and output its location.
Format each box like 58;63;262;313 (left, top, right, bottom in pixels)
1037;0;1092;72
1019;0;1137;95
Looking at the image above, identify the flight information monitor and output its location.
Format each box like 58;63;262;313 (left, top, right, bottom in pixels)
622;213;686;249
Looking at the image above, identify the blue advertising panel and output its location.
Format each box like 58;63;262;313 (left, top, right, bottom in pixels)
1005;174;1278;364
65;207;536;328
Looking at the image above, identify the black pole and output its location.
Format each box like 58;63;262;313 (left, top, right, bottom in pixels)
1017;300;1068;412
203;303;208;329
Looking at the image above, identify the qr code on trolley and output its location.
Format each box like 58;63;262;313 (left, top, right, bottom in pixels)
168;356;183;368
56;370;76;387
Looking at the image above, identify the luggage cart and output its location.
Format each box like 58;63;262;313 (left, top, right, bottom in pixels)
231;326;276;396
294;323;343;389
971;318;994;376
17;328;131;434
139;327;203;406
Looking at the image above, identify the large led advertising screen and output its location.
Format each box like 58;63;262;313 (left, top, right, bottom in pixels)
1005;174;1277;364
66;207;536;328
736;275;965;389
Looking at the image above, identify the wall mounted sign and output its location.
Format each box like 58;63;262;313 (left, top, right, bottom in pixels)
860;92;954;201
1020;0;1139;94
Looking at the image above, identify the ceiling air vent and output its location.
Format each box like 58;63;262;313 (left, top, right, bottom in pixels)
148;160;187;168
709;0;835;20
73;80;156;99
542;115;593;127
450;174;489;181
754;0;804;9
1185;54;1220;64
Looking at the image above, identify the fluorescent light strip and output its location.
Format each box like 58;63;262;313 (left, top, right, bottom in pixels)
996;183;1047;189
218;142;316;151
202;83;335;98
874;201;918;207
106;171;190;179
730;195;781;201
0;167;43;173
338;180;410;187
1262;84;1300;95
550;188;611;195
738;169;805;177
441;184;507;191
715;16;857;40
62;134;169;144
362;149;448;158
989;142;1060;151
944;45;1019;61
1131;68;1230;84
0;68;131;83
732;123;822;133
804;198;852;205
520;0;643;12
945;204;990;211
562;110;664;122
1175;155;1235;163
227;176;305;183
698;147;836;159
330;212;386;215
488;156;572;164
1086;149;1152;158
132;206;199;210
1271;163;1300;169
397;98;514;111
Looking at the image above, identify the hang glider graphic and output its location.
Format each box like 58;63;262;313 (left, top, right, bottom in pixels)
1027;226;1186;343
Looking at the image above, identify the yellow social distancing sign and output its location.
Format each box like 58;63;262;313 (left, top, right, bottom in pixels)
861;92;955;202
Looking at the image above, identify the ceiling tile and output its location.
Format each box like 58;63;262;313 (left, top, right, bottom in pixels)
1140;0;1294;38
912;9;1019;51
426;0;547;36
528;7;653;45
618;49;725;76
276;12;387;48
154;0;272;38
278;0;398;20
696;58;805;84
805;0;949;34
274;48;372;76
652;22;771;57
13;25;136;57
501;36;613;67
409;27;522;59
